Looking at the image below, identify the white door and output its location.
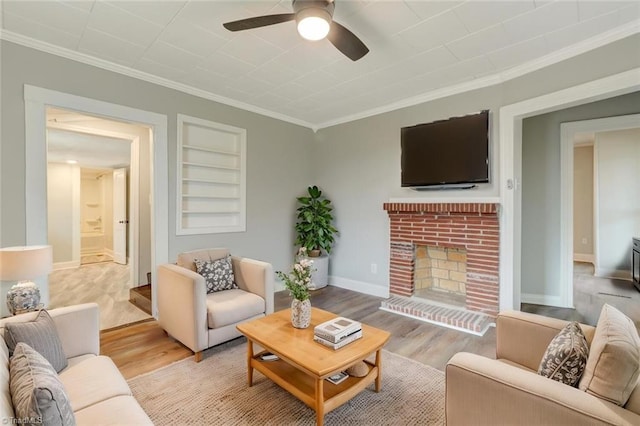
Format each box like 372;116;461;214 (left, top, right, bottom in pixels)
113;168;127;265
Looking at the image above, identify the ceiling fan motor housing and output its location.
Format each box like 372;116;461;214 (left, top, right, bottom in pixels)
293;0;335;22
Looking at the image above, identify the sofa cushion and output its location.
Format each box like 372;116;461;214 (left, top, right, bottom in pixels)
73;395;152;425
5;310;67;373
9;342;76;426
537;321;589;387
195;256;238;294
58;355;131;412
206;289;265;329
579;304;640;405
0;334;15;421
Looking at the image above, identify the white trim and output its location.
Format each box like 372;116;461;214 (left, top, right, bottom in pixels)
521;293;565;308
1;30;314;131
71;164;80;266
24;85;168;318
52;260;80;271
329;276;389;298
499;68;640;311
560;113;640;309
3;20;639;131
573;254;594;264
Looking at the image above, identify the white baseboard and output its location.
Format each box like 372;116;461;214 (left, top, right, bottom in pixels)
573;253;594;263
521;293;571;308
595;268;632;280
328;276;389;298
53;260;80;271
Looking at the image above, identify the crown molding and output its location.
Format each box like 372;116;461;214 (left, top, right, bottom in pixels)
315;20;640;130
2;18;639;132
0;29;316;131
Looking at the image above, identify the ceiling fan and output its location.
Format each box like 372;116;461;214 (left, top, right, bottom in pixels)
222;0;369;61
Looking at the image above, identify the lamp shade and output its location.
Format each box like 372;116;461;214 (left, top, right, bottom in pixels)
0;245;53;281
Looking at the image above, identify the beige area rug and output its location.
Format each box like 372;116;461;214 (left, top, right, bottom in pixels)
128;339;445;425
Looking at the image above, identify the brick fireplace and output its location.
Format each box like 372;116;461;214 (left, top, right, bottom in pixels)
383;202;500;316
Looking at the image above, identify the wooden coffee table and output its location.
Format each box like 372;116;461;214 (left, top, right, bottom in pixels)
236;307;390;426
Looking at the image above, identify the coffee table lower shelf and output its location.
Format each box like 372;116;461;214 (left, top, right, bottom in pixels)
250;352;379;420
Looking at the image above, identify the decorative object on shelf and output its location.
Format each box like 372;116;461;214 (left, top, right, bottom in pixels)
294;185;338;258
276;248;314;328
0;245;52;315
346;361;369;377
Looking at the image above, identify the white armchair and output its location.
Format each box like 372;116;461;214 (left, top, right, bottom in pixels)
157;248;274;362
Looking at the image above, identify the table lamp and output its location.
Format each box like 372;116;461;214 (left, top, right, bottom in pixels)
0;245;52;315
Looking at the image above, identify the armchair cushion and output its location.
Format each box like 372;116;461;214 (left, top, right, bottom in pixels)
194;256;238;294
579;304;640;406
206;289;265;329
537;321;589;387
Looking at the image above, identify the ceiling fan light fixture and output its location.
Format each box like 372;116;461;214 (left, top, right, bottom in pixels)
296;9;331;41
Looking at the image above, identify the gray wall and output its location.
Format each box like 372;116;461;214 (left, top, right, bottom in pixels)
522;92;640;298
0;40;314;276
314;34;640;294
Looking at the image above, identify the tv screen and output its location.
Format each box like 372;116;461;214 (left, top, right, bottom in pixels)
401;110;489;188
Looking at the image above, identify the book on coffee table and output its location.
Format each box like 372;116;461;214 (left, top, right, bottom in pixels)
314;329;362;349
326;371;349;385
314;316;362;343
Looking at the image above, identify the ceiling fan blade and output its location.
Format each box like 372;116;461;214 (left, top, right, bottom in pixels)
327;21;369;61
223;13;295;32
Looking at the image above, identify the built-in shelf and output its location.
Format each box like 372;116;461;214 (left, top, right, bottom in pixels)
177;114;246;235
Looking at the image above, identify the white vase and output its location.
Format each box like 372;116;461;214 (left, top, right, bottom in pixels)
291;298;311;328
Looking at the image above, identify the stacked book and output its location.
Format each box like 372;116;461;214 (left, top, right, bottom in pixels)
313;317;362;350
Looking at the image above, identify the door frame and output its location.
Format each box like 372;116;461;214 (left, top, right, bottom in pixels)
560;113;640;305
47;120;140;287
24;85;168;317
498;68;640;311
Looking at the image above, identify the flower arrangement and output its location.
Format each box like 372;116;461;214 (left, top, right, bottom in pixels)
276;247;315;301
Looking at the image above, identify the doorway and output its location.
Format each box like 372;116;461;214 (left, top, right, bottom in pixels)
560;114;640;307
23;85;169;320
46;107;151;329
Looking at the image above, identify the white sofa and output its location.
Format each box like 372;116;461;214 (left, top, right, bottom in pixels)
157;248;274;361
0;303;152;425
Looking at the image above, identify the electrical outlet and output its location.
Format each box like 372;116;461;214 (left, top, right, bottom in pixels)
581;237;587;244
371;263;377;274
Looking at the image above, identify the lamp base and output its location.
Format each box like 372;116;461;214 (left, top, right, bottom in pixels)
7;281;41;316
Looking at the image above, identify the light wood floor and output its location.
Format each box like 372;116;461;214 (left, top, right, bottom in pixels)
103;263;640;380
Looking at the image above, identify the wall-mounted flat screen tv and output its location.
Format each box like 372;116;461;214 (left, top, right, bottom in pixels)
401;110;490;189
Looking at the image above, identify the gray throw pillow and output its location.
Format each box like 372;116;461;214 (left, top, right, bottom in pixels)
10;342;76;426
194;256;238;294
538;321;589;387
5;310;68;373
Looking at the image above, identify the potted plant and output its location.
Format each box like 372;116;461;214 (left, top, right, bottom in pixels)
276;248;315;328
294;185;338;258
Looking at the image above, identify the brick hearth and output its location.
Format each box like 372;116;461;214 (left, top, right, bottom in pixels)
383;202;500;317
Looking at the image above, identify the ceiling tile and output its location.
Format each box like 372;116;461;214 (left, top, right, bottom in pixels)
404;1;463;20
218;34;284;67
408;55;495;93
106;1;186;26
159;17;228;58
502;1;579;44
578;1;636;21
273;82;312;101
486;36;548;70
199;51;254;77
545;11;621;51
3;0;90;37
78;28;146;66
398;10;469;51
177;1;254;41
224;75;273;97
346;1;422;41
407;46;460;75
141;41;202;72
3;11;81;50
135;57;187;83
276;41;343;74
446;24;512;61
249;60;301;87
332;0;370;22
87;2;164;46
453;1;536;33
617;3;640;24
58;1;95;12
245;19;302;50
182;67;233;92
292;70;343;94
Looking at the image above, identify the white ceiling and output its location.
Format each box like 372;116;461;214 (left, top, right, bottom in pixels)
2;1;639;129
47;126;131;169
